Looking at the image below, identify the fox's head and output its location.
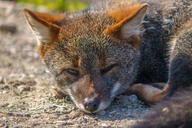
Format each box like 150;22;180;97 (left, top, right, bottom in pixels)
24;4;147;113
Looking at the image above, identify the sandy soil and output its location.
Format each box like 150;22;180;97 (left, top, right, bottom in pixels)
0;3;149;128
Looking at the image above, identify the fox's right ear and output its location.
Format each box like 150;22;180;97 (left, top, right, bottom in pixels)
104;4;147;49
23;9;65;45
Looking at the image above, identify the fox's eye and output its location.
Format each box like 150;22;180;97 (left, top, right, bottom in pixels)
101;64;118;74
65;69;79;77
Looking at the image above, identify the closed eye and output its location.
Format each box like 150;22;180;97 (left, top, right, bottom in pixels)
100;64;118;75
65;68;79;76
56;68;79;77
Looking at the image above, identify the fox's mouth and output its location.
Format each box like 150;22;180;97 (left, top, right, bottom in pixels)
65;82;121;113
68;92;112;113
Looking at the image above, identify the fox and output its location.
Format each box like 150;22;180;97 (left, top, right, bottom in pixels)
23;0;192;126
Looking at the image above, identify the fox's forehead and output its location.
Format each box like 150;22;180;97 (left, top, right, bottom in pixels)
51;34;134;69
59;13;114;39
56;34;114;63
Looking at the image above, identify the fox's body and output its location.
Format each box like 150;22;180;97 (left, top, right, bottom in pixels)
132;19;192;128
24;0;192;127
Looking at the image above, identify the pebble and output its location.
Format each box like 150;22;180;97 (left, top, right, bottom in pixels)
7;113;14;116
12;125;20;128
0;76;4;84
17;85;30;93
32;114;40;118
98;110;106;116
2;90;9;94
99;123;109;127
0;103;9;107
49;114;59;119
83;118;88;123
0;24;17;34
0;123;5;127
2;85;9;89
55;107;65;112
16;114;24;117
25;114;31;117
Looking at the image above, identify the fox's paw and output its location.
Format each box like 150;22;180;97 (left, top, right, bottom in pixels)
126;83;171;104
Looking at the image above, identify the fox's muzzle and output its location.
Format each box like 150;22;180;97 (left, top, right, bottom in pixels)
84;97;100;112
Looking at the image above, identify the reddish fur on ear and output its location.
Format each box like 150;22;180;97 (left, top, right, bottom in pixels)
24;9;61;38
24;9;65;59
24;9;65;26
129;35;140;50
108;4;146;23
104;4;147;49
38;43;46;59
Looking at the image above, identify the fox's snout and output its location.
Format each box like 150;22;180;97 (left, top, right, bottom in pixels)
84;97;99;112
65;74;115;113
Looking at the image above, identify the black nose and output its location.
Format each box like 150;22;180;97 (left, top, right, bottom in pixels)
84;98;99;112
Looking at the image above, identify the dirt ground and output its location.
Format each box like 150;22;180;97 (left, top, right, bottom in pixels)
0;3;149;128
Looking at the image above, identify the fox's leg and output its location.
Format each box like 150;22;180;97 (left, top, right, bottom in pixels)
125;83;171;104
125;53;192;104
150;82;165;89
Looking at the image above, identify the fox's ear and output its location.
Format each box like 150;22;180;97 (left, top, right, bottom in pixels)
104;4;147;44
23;9;64;45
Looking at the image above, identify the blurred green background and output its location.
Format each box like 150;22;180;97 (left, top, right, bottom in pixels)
15;0;89;12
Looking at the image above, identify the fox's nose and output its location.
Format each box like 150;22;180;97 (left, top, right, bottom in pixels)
84;98;99;112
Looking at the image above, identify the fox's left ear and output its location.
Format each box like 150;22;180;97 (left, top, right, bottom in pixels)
104;4;148;47
23;9;65;45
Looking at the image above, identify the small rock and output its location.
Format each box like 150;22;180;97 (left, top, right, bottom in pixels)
16;114;23;117
49;114;58;119
0;24;17;34
25;114;31;117
109;110;116;115
7;113;14;116
17;85;30;93
2;85;9;89
0;103;9;107
118;95;134;106
0;123;5;127
0;77;4;84
108;114;113;118
32;114;40;118
12;125;20;128
2;117;6;120
98;110;106;116
99;123;109;127
83;118;88;123
2;90;9;94
55;107;65;112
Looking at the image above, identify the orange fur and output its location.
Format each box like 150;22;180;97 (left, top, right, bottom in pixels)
104;4;147;48
127;83;171;104
24;9;64;58
24;9;65;25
